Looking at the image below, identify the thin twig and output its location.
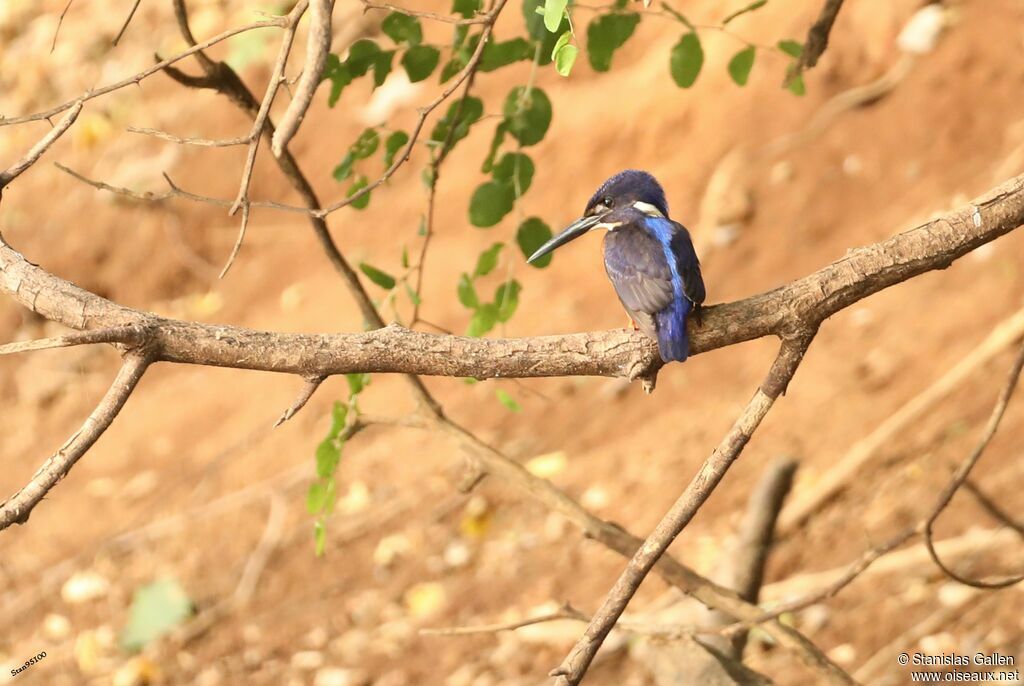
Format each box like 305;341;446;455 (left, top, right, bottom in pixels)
271;0;332;157
0;101;83;192
922;339;1024;588
0;19;287;126
422;604;589;636
551;333;822;686
361;1;489;25
0;325;143;356
51;0;76;52
788;0;845;84
0;352;151;529
112;0;144;45
219;201;250;278
274;376;326;427
233;492;287;606
126;126;248;147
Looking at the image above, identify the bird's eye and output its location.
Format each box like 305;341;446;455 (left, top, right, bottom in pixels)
603;196;614;208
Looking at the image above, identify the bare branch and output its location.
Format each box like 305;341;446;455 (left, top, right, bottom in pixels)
421;604;588;636
51;0;77;52
271;0;333;158
0;324;144;355
219;201;250;278
922;339;1024;588
126;126;247;147
233;492;286;606
112;0;144;45
551;333;818;686
0;352;151;529
0;19;287;126
789;0;845;82
361;1;490;25
0;101;82;192
274;376;326;427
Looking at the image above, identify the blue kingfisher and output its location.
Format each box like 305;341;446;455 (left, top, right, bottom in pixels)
528;170;705;362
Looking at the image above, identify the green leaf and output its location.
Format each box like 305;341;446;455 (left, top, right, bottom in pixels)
727;46;755;85
332;152;354;181
543;0;568;33
481;121;508;173
777;39;803;57
404;282;422;306
502;86;552;146
786;72;806;96
347;175;371;209
324;54;352;106
495;388;521;412
453;0;481;18
469;181;515;227
722;0;767;25
359;261;396;289
440;54;467;83
430;96;484;145
670;32;703;88
351;128;380;159
457;273;479;308
314;520;326;556
493;153;534;194
586;13;640;72
315;438;341;479
467;303;499;337
474;242;504;277
347;40;382;77
306;480;329;514
553;41;578;77
120;579;193;652
516;217;554;267
384;131;409;167
402;45;440;82
347;372;370;396
480;38;534;72
494;279;521;322
401;245;410;268
382;12;423;45
328;401;348;438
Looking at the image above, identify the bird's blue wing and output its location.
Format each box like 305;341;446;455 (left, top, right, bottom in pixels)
669;221;705;306
603;226;675;317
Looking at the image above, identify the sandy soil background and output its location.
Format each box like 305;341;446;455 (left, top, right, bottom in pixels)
1;0;1023;684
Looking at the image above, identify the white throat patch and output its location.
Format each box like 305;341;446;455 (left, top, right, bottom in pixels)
632;201;664;217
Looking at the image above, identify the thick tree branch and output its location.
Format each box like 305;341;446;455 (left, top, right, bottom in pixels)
551;333;818;685
2;173;1021;383
0;351;151;528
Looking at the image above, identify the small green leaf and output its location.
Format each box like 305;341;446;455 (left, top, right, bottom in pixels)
440;54;467;83
401;245;410;268
516;217;554;267
347;40;382;77
324;54;352;106
404;282;422;306
315;438;341;479
382;12;423;45
453;0;481;18
307;480;329;514
722;0;767;25
481;121;508;173
347;175;371;209
552;29;571;60
463;377;479;385
586;13;640;72
467;303;499;337
402;45;440;82
480;38;534;72
430;96;484;145
670;32;703;88
351;128;380;159
314;520;326;556
786;72;806;96
492;153;534;194
457;273;479;308
554;42;578;76
495;388;522;412
384;131;409;167
474;242;504;277
777;39;803;58
543;0;568;33
359;261;396;289
502;86;552;146
469;181;515;227
346;372;370;396
332;152;354;181
120;579;194;652
328;401;348;438
494;279;521;322
727;46;755;85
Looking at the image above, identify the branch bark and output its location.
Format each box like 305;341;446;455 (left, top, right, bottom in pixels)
550;333;818;685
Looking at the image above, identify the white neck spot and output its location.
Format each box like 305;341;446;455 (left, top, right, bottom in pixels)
632;201;664;217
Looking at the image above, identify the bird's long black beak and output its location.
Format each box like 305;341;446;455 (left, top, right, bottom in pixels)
526;214;603;264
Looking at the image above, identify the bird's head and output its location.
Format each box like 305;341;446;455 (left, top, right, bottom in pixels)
527;170;668;265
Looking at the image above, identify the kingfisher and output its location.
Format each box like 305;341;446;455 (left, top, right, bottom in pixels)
527;170;705;362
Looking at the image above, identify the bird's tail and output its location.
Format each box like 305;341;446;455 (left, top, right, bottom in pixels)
656;299;691;362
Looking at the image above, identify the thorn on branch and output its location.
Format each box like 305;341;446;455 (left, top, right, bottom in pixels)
274;376;326;427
